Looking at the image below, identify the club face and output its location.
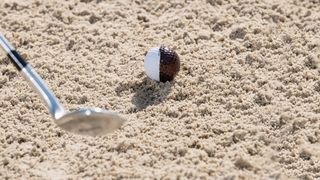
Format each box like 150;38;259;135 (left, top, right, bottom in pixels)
55;108;125;136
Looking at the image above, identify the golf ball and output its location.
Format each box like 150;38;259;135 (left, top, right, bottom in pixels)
144;45;180;82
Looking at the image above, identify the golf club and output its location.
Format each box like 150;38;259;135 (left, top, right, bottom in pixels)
0;33;125;136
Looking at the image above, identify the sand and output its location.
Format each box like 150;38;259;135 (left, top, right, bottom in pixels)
0;0;320;179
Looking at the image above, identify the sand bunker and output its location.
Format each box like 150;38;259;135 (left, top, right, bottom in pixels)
0;0;320;179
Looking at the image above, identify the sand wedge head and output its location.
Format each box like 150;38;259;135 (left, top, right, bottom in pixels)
56;108;125;136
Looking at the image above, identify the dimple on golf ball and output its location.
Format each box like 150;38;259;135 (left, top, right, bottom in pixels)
144;45;180;82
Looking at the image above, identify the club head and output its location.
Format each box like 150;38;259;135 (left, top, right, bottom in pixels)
55;108;125;136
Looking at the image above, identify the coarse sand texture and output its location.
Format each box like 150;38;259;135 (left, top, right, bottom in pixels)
0;0;320;179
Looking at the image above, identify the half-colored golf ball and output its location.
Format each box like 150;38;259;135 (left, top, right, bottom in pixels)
144;45;180;82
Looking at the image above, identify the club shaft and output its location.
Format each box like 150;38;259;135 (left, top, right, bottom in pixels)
0;33;65;120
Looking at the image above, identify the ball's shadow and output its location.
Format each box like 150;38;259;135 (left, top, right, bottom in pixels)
116;77;174;111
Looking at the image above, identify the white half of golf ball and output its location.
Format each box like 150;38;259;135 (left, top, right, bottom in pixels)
144;47;160;81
